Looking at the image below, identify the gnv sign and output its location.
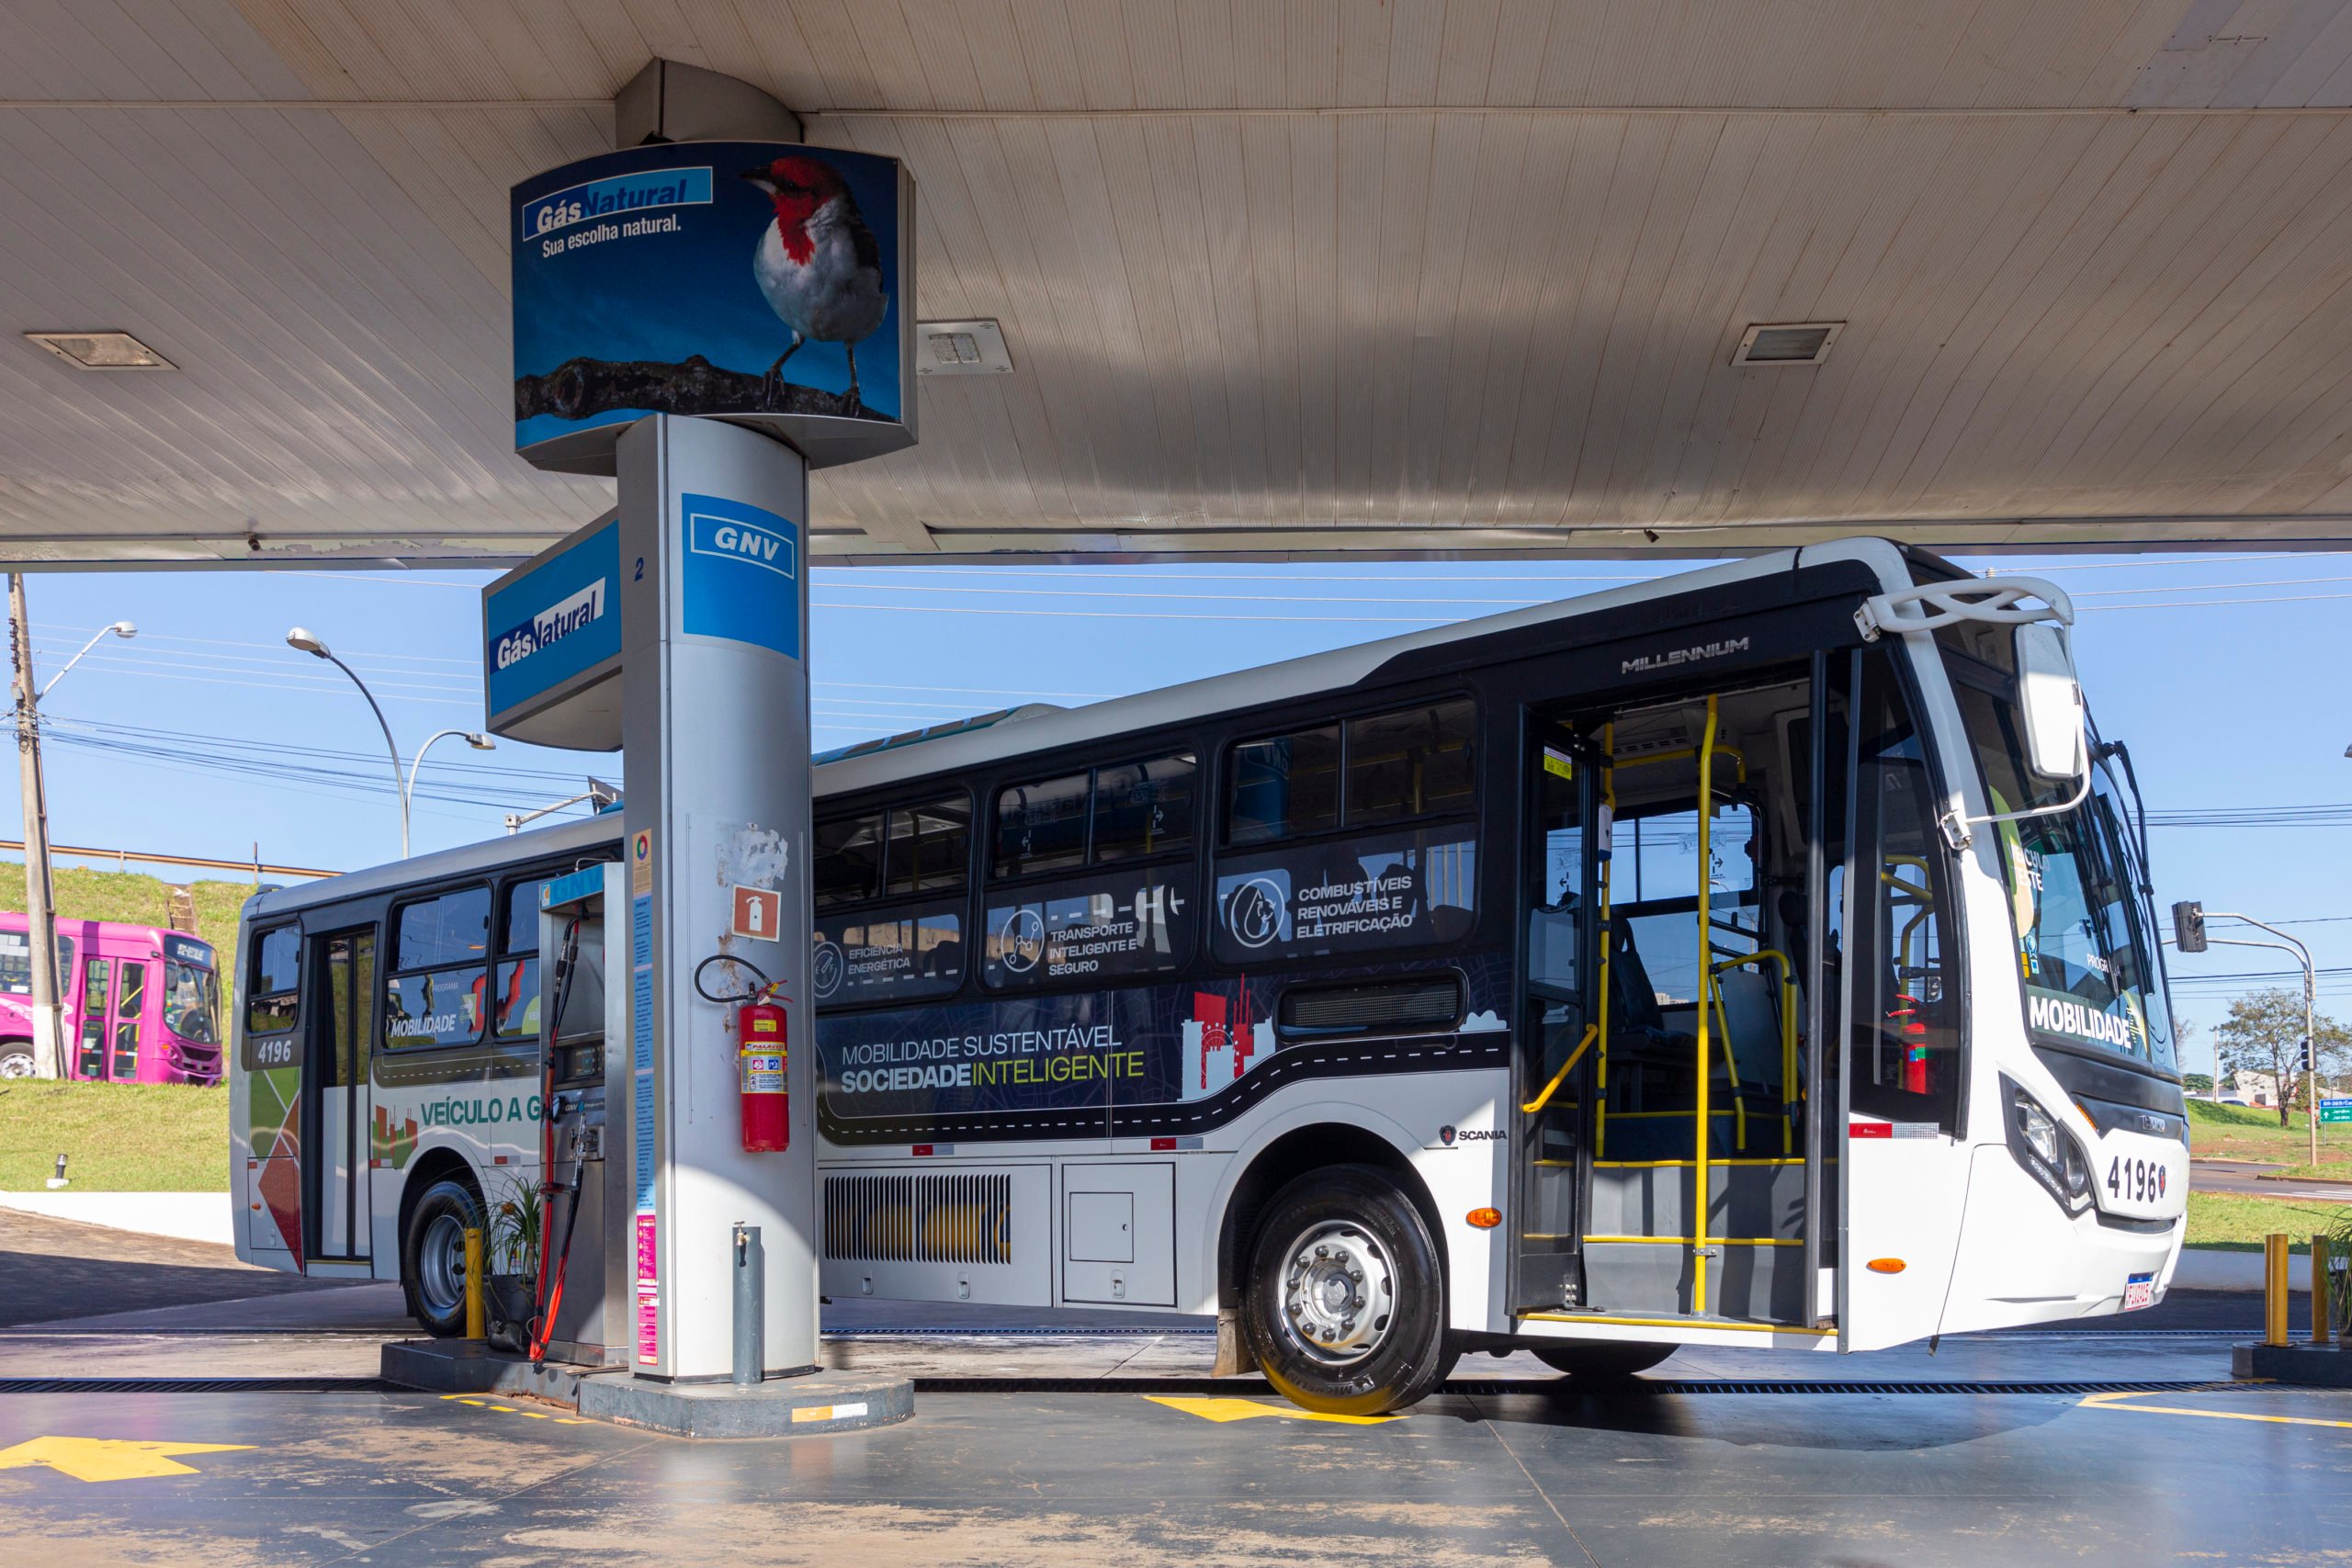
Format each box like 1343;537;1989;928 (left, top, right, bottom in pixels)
687;510;797;580
681;492;801;660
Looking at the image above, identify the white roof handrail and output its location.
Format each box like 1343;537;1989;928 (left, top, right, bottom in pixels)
1854;575;2074;642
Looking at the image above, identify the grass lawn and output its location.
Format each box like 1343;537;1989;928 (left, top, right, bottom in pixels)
2186;1098;2352;1169
2185;1190;2346;1254
0;1081;229;1191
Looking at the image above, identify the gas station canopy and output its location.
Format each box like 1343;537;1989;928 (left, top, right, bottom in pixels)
8;0;2352;566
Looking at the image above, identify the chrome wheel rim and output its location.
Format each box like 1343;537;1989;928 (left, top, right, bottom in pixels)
1275;1219;1396;1368
416;1210;469;1321
0;1051;35;1079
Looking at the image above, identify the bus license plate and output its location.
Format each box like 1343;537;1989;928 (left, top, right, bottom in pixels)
2123;1272;2155;1312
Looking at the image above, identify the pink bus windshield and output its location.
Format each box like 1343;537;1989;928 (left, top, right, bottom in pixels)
0;917;222;1086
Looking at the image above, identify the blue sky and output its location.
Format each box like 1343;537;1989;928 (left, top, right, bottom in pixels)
6;548;2345;1053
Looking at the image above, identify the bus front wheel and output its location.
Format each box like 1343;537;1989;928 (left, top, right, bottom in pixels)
0;1042;33;1079
1241;1164;1454;1416
401;1176;484;1337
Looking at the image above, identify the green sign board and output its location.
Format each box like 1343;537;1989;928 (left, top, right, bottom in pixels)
2320;1098;2352;1124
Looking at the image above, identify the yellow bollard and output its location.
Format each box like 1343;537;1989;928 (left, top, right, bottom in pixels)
2317;1233;2335;1347
2264;1233;2290;1348
463;1225;486;1341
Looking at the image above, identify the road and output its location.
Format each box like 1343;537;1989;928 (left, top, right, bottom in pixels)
2192;1159;2352;1201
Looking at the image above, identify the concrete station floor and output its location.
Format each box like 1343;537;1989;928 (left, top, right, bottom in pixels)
5;1211;2347;1565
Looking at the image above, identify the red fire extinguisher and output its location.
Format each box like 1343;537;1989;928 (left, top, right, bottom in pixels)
739;992;789;1153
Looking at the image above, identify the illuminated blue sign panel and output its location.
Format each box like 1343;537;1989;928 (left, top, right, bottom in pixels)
482;516;624;749
511;141;915;475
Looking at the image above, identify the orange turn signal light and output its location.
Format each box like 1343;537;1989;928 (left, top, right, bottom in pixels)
1465;1207;1502;1230
1866;1258;1906;1274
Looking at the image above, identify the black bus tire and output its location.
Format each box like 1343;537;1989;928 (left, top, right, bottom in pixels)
1530;1341;1674;1381
1240;1164;1450;1416
0;1041;35;1079
401;1175;484;1337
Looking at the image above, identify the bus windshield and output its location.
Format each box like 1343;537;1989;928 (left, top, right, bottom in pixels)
1948;666;2176;1074
164;951;221;1044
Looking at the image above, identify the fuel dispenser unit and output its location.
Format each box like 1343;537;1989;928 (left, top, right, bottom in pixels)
535;861;630;1367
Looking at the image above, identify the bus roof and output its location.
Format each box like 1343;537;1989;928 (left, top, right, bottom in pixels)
0;911;212;953
240;812;617;924
238;539;1924;924
813;536;1917;797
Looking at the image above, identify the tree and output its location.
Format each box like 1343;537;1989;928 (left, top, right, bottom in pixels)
2181;1071;2215;1097
2215;988;2352;1126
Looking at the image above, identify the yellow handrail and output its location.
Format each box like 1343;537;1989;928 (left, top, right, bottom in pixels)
1521;1023;1598;1115
1712;949;1800;1155
1693;695;1718;1314
1596;724;1615;1161
1613;744;1748;784
1705;970;1748;1153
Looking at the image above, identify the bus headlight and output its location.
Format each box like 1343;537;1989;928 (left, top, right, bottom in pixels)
2003;1075;2093;1215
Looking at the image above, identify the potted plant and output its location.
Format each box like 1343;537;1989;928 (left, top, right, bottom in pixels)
483;1173;544;1354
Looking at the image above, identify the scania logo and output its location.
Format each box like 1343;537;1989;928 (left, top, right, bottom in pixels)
1439;1125;1455;1145
1438;1125;1503;1144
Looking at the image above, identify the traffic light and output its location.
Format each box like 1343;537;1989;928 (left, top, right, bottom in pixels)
2172;901;2207;953
2301;1036;2315;1075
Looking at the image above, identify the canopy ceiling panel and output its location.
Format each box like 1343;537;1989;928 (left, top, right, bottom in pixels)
4;0;2351;564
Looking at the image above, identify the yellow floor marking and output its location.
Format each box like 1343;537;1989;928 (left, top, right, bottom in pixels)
554;1418;591;1426
0;1437;254;1483
1145;1395;1400;1427
2078;1390;2352;1431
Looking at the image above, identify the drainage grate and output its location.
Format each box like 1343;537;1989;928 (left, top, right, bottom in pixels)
910;1375;2220;1397
0;1377;396;1394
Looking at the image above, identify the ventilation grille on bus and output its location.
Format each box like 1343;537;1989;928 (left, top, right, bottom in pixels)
1277;975;1464;1038
824;1172;1014;1266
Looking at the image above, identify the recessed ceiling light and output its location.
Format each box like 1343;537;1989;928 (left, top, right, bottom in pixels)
1732;321;1842;367
26;331;175;370
915;319;1013;376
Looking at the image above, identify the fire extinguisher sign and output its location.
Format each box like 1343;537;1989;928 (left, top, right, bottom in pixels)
730;884;782;941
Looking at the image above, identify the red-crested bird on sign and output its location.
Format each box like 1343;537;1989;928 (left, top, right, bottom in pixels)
740;156;889;415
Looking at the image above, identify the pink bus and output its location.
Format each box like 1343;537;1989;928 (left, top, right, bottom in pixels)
0;916;223;1084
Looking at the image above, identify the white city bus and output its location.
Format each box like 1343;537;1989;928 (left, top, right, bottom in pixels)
231;537;2187;1414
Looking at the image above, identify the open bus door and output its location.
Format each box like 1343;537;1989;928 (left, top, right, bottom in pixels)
1834;648;1971;1352
303;930;376;1262
1510;722;1603;1314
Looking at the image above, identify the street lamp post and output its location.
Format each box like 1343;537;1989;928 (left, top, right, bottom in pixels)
406;729;496;841
4;592;134;1078
286;627;408;857
2204;913;2321;1168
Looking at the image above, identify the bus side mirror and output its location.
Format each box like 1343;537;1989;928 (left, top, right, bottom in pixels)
2013;623;2086;784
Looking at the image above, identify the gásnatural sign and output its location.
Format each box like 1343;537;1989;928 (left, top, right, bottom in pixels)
511;141;916;475
481;513;624;750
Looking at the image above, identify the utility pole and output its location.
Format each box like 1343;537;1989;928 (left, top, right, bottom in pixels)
7;575;62;1079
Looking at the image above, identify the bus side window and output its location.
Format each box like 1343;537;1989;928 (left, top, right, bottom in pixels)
494;877;554;1040
385;886;492;1050
248;926;300;1035
815;813;886;908
1227;726;1340;844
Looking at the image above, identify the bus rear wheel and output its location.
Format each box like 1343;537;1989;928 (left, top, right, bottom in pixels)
0;1042;33;1079
1529;1342;1674;1381
401;1175;484;1337
1241;1164;1453;1416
